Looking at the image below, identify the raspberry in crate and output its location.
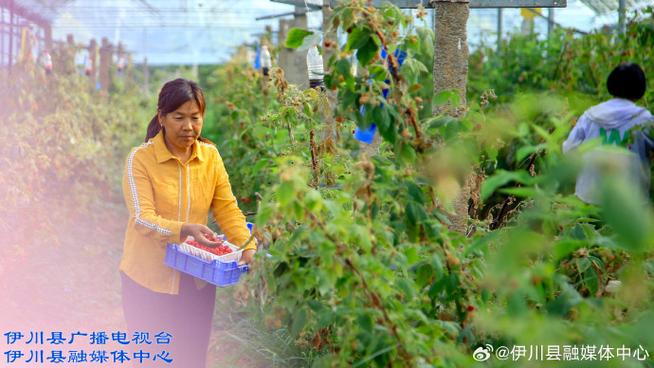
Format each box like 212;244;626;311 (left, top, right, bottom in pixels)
178;234;243;263
165;233;248;287
185;235;233;257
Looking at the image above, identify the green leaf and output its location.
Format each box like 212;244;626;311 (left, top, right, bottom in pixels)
253;159;268;173
599;177;654;252
417;27;434;57
290;308;307;337
334;59;355;87
356;38;379;66
399;141;416;163
304;189;323;213
317;309;336;328
385;107;402;144
480;170;533;202
256;205;273;226
403;246;419;265
553;239;586;262
375;107;394;142
433;90;460;108
414;262;434;287
353;345;396;368
311;356;332;368
406;181;425;203
401;57;428;77
397;279;415;301
346;27;371;51
357;313;373;332
297;33;322;51
516;143;546;163
277;181;295;207
465;231;499;256
340;89;359;110
499;187;536;198
285;28;314;49
369;65;388;81
546;283;583;317
583;268;600;295
405;201;418;227
575;257;591;273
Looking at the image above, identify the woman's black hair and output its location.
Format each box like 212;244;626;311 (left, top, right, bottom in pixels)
607;63;647;101
145;78;211;143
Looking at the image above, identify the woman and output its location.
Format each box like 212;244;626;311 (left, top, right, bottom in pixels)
563;63;653;204
119;78;256;368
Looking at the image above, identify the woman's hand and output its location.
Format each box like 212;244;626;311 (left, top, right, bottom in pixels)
180;223;221;248
238;249;256;265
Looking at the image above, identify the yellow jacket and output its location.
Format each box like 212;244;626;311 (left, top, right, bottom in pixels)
119;131;256;294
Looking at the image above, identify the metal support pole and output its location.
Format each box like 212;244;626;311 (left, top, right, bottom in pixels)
8;0;13;71
321;0;340;145
43;23;52;51
1;7;5;66
618;0;626;35
496;8;502;53
547;8;554;39
143;56;149;96
430;8;434;29
256;11;297;21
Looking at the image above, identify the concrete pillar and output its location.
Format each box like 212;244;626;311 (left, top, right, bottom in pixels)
278;18;290;76
43;23;52;52
87;39;97;85
433;2;469;117
278;7;308;88
99;37;113;92
58;33;77;74
618;0;626;35
432;1;471;234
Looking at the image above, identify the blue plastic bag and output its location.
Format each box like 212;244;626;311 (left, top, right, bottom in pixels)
353;48;406;144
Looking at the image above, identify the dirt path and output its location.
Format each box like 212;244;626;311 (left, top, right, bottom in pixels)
0;196;273;367
0;198;126;332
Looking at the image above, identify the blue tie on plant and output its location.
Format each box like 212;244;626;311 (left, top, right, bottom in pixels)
353;47;408;144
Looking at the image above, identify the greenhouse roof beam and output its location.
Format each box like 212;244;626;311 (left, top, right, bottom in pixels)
273;0;567;7
256;8;320;21
579;0;646;15
326;0;567;8
2;0;53;26
270;0;325;9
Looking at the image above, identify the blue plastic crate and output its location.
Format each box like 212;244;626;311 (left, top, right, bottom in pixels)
165;243;249;287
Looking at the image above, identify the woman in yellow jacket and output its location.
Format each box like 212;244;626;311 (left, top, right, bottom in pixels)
119;78;256;368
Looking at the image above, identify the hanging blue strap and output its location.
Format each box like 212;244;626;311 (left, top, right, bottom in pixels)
353;48;406;144
254;43;261;70
354;123;377;144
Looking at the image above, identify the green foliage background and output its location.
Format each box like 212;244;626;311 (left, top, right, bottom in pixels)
3;3;654;367
200;3;654;367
